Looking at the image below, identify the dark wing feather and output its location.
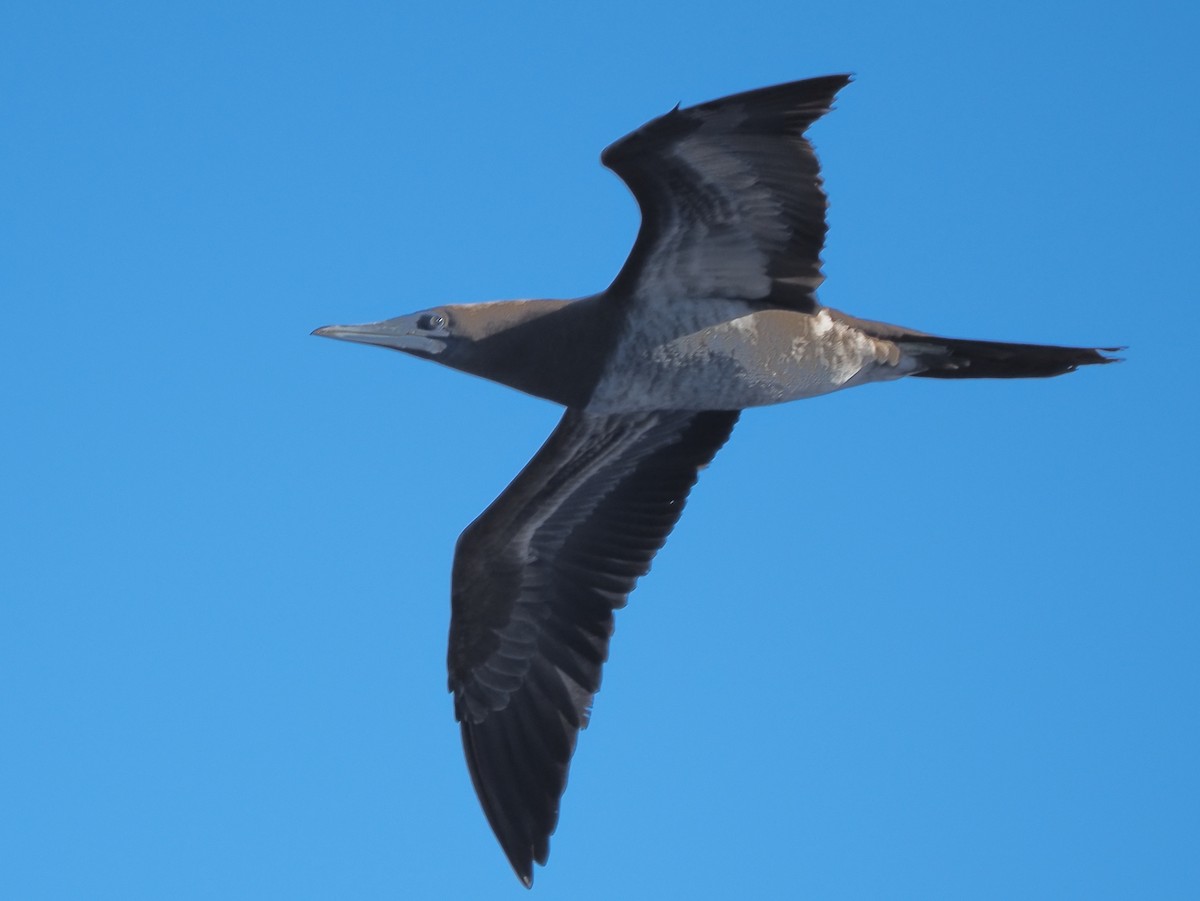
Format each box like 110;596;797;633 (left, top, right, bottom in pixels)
448;408;739;886
601;74;851;311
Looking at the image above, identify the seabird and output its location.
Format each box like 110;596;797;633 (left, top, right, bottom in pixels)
314;74;1117;886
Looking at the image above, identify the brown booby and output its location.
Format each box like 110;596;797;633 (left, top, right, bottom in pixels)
314;74;1117;887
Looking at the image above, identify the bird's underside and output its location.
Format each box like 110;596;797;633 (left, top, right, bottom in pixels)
313;73;1119;887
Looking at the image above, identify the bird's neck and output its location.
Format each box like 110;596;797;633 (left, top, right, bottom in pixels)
444;296;616;407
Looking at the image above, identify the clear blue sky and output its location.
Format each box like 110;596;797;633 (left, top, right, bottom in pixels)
3;1;1197;898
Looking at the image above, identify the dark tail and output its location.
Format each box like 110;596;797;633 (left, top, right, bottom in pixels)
900;335;1123;379
823;309;1122;379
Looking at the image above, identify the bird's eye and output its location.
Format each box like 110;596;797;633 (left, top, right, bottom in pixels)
419;313;447;331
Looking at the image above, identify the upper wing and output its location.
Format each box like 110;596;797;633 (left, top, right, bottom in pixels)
601;74;851;311
448;408;739;886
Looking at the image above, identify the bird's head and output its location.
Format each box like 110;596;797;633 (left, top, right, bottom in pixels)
312;306;459;359
313;299;593;406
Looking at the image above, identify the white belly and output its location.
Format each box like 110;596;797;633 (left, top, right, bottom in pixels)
586;305;914;413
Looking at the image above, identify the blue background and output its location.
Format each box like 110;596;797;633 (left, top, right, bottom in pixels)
3;1;1197;897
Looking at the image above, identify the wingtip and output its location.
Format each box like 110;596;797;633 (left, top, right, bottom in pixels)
512;841;536;889
506;836;537;888
510;849;538;888
827;72;854;103
829;72;854;105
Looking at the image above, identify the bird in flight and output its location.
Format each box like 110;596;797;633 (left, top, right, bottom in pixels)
314;74;1117;887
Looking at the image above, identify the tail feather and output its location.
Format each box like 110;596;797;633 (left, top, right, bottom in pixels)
900;336;1123;379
